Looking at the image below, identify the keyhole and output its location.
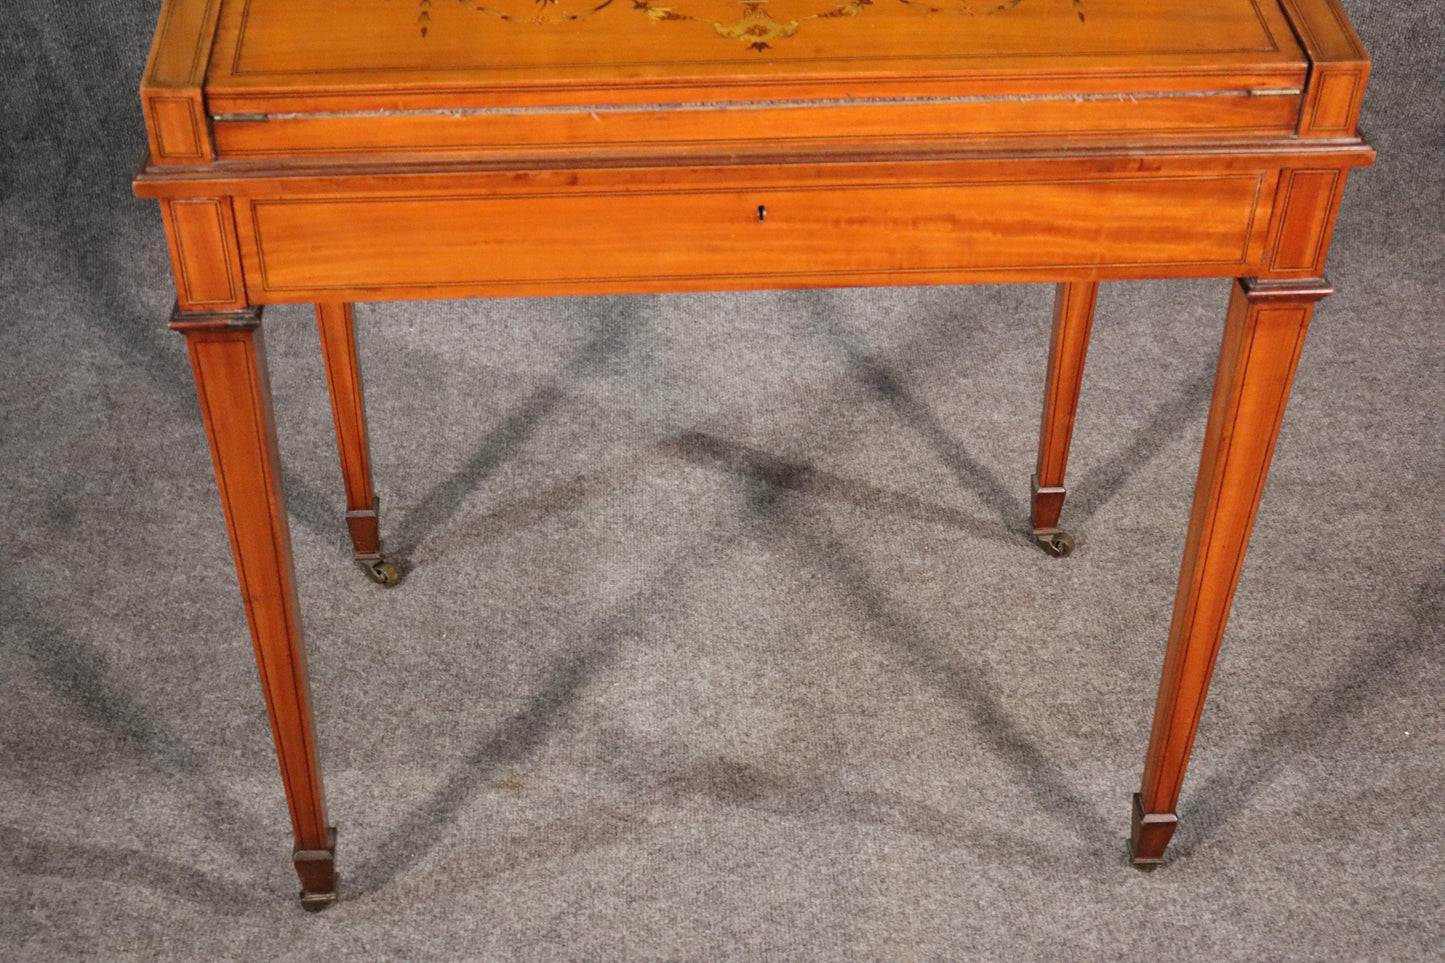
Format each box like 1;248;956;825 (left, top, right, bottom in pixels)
757;204;766;222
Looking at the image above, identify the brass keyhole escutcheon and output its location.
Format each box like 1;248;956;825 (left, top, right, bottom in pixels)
757;204;766;222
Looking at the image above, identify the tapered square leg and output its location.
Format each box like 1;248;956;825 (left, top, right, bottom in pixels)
1032;281;1098;557
316;302;398;585
1132;277;1332;865
172;306;340;908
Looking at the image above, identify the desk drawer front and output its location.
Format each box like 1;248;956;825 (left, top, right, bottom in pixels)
240;174;1267;300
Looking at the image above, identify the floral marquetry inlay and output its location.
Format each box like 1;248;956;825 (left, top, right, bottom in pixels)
393;0;1086;51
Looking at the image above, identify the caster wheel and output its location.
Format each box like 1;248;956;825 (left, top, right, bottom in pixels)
363;559;401;586
1039;531;1076;558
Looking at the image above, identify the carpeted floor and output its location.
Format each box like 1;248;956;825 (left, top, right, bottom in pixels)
1;2;1441;960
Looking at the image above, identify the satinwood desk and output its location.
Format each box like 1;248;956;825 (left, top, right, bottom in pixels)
134;0;1373;909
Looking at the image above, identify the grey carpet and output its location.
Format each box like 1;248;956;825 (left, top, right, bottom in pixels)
1;1;1441;960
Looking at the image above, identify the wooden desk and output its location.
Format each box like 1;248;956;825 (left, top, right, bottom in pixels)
134;0;1373;909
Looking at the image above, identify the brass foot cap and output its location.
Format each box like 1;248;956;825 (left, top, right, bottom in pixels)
299;886;338;912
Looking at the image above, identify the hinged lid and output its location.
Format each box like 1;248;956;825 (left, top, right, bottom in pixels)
139;0;1369;165
207;0;1309;105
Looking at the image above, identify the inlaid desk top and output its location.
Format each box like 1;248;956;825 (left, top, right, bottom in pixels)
135;0;1372;910
137;0;1373;168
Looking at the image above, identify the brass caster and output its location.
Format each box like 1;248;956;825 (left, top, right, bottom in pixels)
299;888;338;912
1038;531;1076;558
362;559;401;586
